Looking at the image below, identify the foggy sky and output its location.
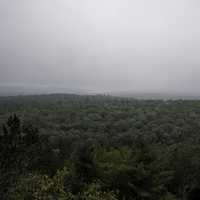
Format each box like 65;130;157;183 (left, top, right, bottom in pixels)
1;0;200;94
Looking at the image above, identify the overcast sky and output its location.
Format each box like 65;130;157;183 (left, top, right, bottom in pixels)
0;0;200;94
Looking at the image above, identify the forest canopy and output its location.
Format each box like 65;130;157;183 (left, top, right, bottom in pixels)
0;94;200;200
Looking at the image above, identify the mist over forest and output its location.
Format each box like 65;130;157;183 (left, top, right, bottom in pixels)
1;0;200;95
1;0;200;200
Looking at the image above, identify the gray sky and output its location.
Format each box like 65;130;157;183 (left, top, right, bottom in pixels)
0;0;200;94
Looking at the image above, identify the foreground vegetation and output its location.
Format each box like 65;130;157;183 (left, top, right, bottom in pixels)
0;94;200;200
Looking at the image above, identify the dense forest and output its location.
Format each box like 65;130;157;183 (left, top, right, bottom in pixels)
1;94;200;200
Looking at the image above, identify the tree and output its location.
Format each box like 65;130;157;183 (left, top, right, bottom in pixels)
0;115;41;199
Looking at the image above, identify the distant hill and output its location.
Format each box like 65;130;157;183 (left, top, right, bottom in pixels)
1;85;200;100
108;91;200;100
0;85;88;97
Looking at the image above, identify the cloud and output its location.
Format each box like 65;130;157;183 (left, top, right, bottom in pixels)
0;0;200;93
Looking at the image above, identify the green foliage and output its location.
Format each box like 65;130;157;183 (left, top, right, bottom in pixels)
1;95;200;199
83;182;118;200
7;167;73;200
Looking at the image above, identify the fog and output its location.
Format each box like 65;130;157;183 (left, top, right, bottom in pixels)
1;0;200;95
